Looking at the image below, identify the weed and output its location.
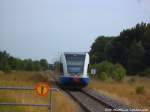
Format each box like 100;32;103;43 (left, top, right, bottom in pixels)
135;86;145;95
99;72;108;81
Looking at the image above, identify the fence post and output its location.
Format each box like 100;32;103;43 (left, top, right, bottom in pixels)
49;89;52;112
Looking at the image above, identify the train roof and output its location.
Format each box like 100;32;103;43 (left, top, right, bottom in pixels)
63;52;88;55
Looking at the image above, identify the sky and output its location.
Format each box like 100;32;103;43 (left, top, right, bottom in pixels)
0;0;150;63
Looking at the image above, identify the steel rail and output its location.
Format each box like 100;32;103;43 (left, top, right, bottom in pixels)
0;86;58;91
82;88;131;110
0;103;50;107
66;90;107;112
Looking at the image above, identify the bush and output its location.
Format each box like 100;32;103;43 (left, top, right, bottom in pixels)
135;86;145;94
95;61;114;77
99;72;108;81
90;61;126;81
112;64;126;81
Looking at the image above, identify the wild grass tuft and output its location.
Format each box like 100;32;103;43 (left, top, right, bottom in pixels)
135;86;145;95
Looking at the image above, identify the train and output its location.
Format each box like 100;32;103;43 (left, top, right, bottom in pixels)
59;52;89;89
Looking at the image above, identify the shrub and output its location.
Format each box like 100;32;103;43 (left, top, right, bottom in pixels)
112;64;126;81
90;61;126;81
135;86;145;94
95;61;114;76
99;72;108;81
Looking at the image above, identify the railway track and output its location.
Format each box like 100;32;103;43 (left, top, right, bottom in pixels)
66;90;107;112
82;88;131;111
50;71;131;112
67;89;132;112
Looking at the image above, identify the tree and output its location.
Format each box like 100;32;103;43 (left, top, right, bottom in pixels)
0;51;11;72
90;23;150;75
105;37;128;66
0;50;49;72
40;59;48;70
89;36;112;64
141;27;150;68
32;61;41;71
127;41;145;74
24;59;34;71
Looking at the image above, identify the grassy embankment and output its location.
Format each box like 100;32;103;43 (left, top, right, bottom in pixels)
0;71;77;112
89;76;150;110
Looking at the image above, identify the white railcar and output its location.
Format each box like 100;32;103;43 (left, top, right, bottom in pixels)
59;52;89;88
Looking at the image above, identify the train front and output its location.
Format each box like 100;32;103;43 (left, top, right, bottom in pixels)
59;52;89;88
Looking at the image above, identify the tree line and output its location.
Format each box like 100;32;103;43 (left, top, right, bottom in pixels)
0;50;49;72
90;23;150;76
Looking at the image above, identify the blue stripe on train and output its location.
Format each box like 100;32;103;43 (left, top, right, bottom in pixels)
60;76;89;87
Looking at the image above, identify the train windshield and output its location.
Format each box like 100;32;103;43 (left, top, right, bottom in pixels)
65;54;85;75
